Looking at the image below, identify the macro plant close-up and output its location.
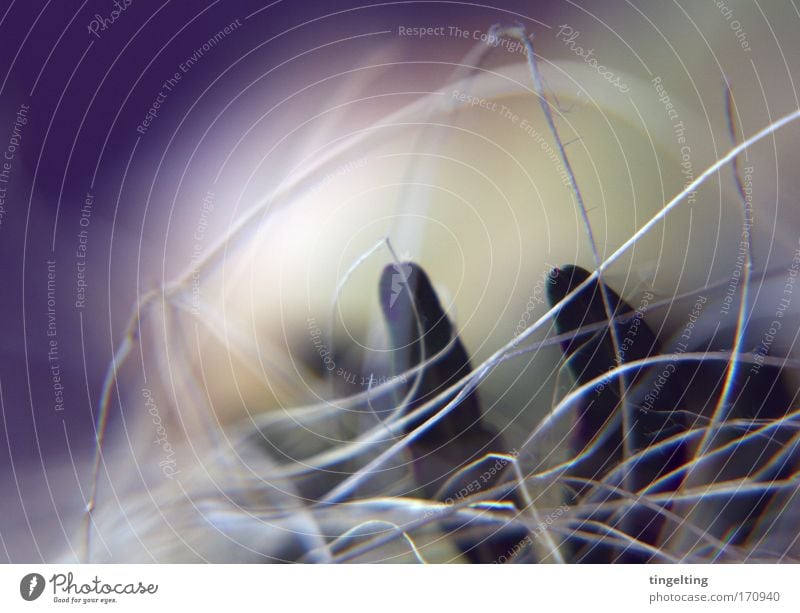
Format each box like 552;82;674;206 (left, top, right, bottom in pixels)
1;0;800;595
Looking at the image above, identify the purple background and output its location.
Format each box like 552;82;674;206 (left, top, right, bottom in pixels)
0;0;562;562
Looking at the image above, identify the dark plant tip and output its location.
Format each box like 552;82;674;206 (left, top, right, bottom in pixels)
546;264;590;305
378;260;444;321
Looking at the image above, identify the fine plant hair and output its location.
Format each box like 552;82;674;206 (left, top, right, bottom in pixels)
78;29;800;564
